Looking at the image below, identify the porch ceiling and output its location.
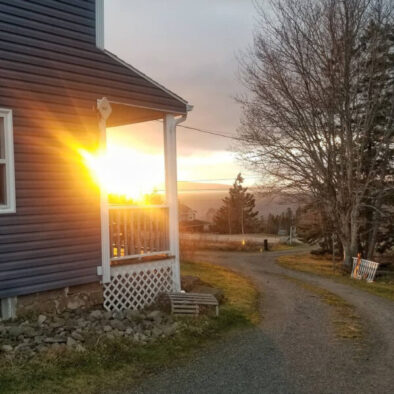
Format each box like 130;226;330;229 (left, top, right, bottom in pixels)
106;101;186;127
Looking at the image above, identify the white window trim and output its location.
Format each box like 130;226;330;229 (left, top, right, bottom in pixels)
96;0;104;49
0;108;16;214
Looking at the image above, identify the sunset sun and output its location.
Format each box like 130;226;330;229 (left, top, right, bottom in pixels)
79;124;165;203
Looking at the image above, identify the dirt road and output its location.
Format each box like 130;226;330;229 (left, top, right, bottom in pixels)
133;249;394;394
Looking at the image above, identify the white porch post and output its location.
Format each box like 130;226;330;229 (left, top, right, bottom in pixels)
164;114;183;291
97;98;112;283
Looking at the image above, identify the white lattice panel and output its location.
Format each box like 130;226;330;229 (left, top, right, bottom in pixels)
351;257;379;282
103;259;176;311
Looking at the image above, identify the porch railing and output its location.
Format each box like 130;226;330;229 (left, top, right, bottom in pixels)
109;205;170;261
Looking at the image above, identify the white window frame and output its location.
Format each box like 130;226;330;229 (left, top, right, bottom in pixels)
0;108;16;213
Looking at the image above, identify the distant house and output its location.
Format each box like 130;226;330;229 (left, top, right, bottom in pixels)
179;219;211;233
179;203;197;223
0;0;191;319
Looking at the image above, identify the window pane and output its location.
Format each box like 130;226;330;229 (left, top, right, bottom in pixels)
0;118;4;159
0;164;6;205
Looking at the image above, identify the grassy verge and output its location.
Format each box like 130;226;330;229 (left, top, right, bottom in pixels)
182;260;260;324
0;261;259;394
277;254;394;301
268;243;303;252
280;274;363;340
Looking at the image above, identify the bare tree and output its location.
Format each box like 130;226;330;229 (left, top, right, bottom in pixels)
238;0;393;266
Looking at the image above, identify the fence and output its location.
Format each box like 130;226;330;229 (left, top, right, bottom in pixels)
109;205;170;261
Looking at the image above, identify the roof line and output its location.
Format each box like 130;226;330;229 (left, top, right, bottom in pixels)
102;48;190;108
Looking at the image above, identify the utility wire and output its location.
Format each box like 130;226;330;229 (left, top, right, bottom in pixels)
156;120;250;142
178;175;261;183
177;124;244;141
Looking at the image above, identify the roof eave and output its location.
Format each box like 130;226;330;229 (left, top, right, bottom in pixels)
102;49;190;111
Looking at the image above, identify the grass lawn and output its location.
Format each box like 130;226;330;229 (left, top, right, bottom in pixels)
181;260;260;324
268;243;304;252
0;261;259;394
181;238;303;255
277;254;394;302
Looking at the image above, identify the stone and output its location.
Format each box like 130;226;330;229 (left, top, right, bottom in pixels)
37;345;49;353
112;310;124;320
109;320;125;331
23;327;38;338
162;323;178;337
66;298;85;311
14;343;29;352
133;333;141;342
112;330;123;337
89;310;102;320
125;309;143;321
51;322;64;329
8;326;23;338
34;335;44;344
151;327;163;338
77;318;88;328
0;298;178;361
66;337;77;347
71;331;84;341
37;315;47;326
75;344;86;352
103;311;112;320
53;316;65;324
44;336;66;344
1;345;13;353
147;310;162;321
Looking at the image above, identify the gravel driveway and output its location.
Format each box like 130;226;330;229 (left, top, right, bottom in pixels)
131;249;394;394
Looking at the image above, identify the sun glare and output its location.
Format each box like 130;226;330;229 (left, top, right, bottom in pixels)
78;125;165;204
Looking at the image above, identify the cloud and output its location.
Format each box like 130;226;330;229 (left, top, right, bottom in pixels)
105;0;255;155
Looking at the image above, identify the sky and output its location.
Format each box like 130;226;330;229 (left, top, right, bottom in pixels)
104;0;258;189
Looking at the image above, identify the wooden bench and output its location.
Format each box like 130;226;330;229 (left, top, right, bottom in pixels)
166;292;219;316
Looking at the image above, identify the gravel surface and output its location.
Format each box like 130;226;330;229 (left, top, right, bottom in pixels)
131;249;394;394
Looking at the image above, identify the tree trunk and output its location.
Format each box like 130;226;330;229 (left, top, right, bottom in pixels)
241;205;245;235
228;207;232;235
367;192;383;259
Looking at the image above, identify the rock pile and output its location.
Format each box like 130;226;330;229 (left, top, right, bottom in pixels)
0;308;179;359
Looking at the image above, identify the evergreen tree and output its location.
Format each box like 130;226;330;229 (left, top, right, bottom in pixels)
213;173;259;234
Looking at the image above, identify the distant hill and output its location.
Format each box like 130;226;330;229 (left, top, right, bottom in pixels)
178;182;298;221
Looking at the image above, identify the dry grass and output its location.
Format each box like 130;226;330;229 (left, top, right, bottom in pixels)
181;260;260;324
180;238;301;257
281;275;363;340
269;242;302;252
277;254;394;301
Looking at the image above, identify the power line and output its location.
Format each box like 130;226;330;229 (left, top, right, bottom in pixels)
156;120;248;142
177;124;243;141
178;175;261;183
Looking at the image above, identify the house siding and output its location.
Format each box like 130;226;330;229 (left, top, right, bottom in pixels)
0;0;187;298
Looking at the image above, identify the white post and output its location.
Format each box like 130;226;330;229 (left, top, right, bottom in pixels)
97;98;112;283
164;114;182;291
